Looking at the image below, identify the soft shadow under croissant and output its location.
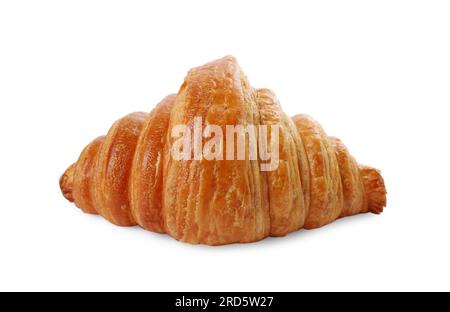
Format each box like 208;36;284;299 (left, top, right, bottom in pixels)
60;56;387;246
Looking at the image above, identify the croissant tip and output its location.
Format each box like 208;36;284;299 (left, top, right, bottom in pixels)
371;172;387;214
360;166;387;215
370;198;386;214
60;164;75;203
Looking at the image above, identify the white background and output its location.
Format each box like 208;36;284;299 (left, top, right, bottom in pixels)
1;0;449;292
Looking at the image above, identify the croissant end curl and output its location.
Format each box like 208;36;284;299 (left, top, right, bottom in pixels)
60;56;387;245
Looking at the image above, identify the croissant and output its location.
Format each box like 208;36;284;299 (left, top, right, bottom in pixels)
60;56;387;245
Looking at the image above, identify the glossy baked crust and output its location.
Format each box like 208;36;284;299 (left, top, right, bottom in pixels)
60;56;387;245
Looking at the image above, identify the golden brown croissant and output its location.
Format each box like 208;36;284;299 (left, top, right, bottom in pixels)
60;56;387;245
